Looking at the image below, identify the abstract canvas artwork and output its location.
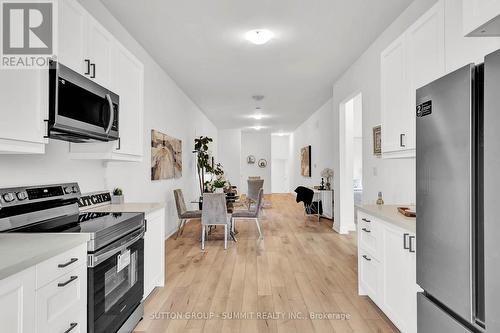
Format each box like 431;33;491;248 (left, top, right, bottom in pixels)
300;145;311;177
151;130;182;180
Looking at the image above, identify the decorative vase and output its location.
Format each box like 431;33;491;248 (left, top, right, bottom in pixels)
376;192;384;205
111;195;124;204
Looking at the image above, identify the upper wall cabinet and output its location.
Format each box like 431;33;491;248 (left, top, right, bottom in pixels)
0;70;48;154
463;0;500;36
59;0;112;87
381;1;445;158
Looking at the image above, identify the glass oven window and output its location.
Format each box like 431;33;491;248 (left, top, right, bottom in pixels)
104;251;138;312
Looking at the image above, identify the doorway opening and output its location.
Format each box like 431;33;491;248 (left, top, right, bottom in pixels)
338;93;362;234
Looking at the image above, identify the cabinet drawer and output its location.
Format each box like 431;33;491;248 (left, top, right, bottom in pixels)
358;213;380;259
36;264;87;333
359;249;382;303
36;243;87;289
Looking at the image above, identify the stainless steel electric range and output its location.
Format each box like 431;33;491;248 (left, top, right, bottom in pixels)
0;183;144;333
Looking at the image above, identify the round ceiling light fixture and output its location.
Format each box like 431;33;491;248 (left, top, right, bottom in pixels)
245;29;274;45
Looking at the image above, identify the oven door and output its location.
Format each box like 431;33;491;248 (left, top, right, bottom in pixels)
88;229;144;333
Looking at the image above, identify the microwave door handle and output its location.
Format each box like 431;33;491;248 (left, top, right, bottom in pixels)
105;94;114;134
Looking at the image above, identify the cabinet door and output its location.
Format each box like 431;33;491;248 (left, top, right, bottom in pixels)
0;70;48;153
36;264;86;333
463;0;500;36
0;267;36;333
144;210;165;298
381;34;409;155
58;0;87;75
406;1;445;151
381;225;411;332
111;41;144;158
86;16;113;88
359;249;382;303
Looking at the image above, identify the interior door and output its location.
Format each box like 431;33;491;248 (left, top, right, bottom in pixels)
416;64;474;322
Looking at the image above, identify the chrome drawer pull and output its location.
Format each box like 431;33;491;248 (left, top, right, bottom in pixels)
58;258;78;268
361;228;371;233
58;276;78;287
63;322;78;333
362;255;371;261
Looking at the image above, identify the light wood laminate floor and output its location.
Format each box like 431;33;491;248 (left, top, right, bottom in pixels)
134;194;398;333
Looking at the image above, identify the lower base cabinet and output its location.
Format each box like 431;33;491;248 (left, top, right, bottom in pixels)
143;208;165;299
0;243;87;333
357;211;419;333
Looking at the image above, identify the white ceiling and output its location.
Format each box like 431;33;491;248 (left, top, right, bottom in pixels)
101;0;413;132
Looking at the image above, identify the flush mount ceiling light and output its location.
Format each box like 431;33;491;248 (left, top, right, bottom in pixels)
251;114;264;120
245;29;274;45
252;126;264;131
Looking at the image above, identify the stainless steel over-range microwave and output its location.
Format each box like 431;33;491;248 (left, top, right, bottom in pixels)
48;61;119;143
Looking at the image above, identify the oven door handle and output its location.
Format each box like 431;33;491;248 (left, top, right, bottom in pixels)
88;228;144;267
104;93;114;135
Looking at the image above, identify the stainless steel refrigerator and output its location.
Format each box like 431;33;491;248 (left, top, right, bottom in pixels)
416;49;500;332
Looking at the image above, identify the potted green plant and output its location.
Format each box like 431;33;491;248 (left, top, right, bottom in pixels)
213;177;227;193
112;187;124;204
193;136;224;194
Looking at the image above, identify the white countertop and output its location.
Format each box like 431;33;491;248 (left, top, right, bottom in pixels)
84;202;165;214
0;233;90;280
356;204;416;233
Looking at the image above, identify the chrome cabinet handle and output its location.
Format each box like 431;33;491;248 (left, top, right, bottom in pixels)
105;94;114;134
400;133;406;147
409;236;416;253
361;228;371;233
403;233;409;250
362;218;371;223
58;258;78;268
362;255;371;261
63;323;78;333
58;276;78;287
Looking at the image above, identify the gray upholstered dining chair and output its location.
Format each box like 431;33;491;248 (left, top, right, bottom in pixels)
174;189;202;239
201;193;232;250
247;179;264;209
232;188;264;239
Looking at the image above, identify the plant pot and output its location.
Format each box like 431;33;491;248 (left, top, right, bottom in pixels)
111;195;124;204
215;187;224;193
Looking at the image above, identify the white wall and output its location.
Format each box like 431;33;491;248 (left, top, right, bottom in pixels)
0;0;217;239
217;129;242;190
240;132;271;194
290;98;334;191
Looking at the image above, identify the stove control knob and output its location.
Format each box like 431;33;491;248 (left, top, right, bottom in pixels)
2;193;15;203
63;186;72;194
16;192;28;201
72;186;79;194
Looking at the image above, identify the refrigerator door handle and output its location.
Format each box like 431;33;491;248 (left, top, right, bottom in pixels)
403;233;410;250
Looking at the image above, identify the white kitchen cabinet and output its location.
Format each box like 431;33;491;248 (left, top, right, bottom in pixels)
36;264;87;333
86;16;113;88
381;224;414;332
381;1;445;159
463;0;500;36
58;0;113;87
144;209;165;299
0;267;36;333
381;34;410;157
357;211;418;333
0;70;48;154
406;1;445;151
68;39;144;161
58;0;87;74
